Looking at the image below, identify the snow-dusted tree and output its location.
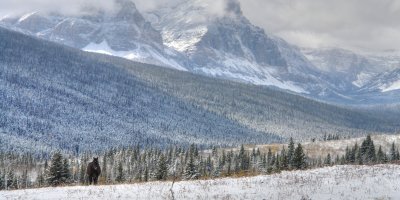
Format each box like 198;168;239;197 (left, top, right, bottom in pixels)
143;166;149;182
116;161;125;183
21;169;29;189
360;135;376;164
155;154;168;181
293;143;307;170
47;152;64;186
37;170;45;187
287;138;295;169
274;154;281;173
183;152;199;180
376;146;387;164
62;158;71;184
0;171;4;190
280;147;288;170
390;142;397;161
324;154;331;166
6;169;17;190
238;145;249;171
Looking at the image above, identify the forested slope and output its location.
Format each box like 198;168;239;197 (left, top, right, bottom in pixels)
0;27;398;154
0;27;277;154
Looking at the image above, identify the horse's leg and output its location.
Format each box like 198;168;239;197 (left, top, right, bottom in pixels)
88;176;93;185
94;176;98;185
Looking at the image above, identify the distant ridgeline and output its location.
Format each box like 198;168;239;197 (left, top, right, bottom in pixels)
0;27;399;155
0;136;398;190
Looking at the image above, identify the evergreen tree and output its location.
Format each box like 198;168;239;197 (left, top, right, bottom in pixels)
280;147;288;170
6;169;17;190
274;154;280;173
238;145;248;171
324;154;331;166
267;148;272;167
293;143;307;170
390;142;397;161
184;152;199;180
155;154;168;180
47;152;64;186
37;170;45;187
116;162;125;183
377;146;387;164
143;166;149;182
0;171;3;190
62;158;71;184
21;169;29;189
287;137;295;169
396;149;400;160
350;143;358;164
361;135;376;163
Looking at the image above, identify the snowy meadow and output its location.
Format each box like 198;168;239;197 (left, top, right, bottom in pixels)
2;165;400;200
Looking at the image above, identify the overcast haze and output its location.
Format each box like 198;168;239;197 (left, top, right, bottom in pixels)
1;0;399;52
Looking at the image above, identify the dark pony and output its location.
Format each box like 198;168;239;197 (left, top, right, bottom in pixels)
87;157;101;185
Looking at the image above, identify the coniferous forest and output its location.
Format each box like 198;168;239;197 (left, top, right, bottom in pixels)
1;135;399;190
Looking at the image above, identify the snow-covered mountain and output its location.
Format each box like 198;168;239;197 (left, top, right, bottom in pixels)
144;0;400;103
302;48;399;89
3;26;399;153
0;0;187;70
1;0;400;104
302;48;400;103
146;0;330;94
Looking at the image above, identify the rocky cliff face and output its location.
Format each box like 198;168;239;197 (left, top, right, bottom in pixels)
2;0;399;104
146;0;331;94
0;0;186;70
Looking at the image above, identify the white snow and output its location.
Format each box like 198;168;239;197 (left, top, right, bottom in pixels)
18;12;37;23
2;165;399;200
83;41;187;71
381;80;400;92
196;52;309;94
162;26;208;53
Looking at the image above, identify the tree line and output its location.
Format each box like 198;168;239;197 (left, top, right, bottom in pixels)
0;135;399;190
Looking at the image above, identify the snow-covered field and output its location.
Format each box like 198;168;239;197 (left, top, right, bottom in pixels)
2;165;400;200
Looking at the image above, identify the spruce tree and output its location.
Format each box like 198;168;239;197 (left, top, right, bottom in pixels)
0;171;3;190
47;152;64;186
37;171;45;187
293;143;307;170
377;146;387;164
21;169;28;189
287;138;295;169
239;145;248;171
62;158;71;184
155;154;168;181
324;154;331;166
116;162;125;183
7;170;17;190
184;152;199;180
143;166;149;182
390;142;397;161
280;147;288;170
274;155;281;173
361;135;376;163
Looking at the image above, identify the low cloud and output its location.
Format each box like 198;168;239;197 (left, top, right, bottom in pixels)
0;0;117;16
240;0;400;52
1;0;399;52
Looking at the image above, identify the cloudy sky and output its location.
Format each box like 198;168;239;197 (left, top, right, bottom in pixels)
1;0;399;53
